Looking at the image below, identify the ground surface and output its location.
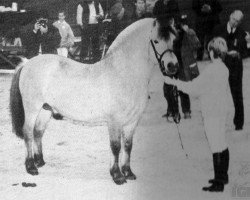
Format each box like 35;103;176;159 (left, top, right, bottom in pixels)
0;59;249;200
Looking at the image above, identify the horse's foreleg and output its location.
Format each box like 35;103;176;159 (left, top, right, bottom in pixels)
23;115;38;175
34;108;52;168
121;123;137;180
108;122;126;185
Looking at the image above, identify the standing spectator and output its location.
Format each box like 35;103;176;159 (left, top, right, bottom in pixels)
213;10;247;131
22;10;61;59
164;37;231;192
131;0;153;21
153;0;180;24
76;0;104;63
123;0;136;25
176;16;200;119
53;11;75;57
153;0;180;122
192;0;222;60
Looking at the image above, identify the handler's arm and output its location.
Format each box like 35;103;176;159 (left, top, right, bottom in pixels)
165;68;212;96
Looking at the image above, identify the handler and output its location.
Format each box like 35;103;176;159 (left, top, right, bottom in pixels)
164;37;231;192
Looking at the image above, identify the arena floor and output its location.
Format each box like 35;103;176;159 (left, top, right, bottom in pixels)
0;58;249;200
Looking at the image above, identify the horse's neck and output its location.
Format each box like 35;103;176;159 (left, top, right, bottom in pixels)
107;22;153;81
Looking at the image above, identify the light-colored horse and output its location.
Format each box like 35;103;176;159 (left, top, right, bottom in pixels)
10;18;177;185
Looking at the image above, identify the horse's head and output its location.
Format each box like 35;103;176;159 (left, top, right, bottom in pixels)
149;19;179;76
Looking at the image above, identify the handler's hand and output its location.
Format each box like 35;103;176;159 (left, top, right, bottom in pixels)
164;76;175;85
34;22;40;33
228;50;240;58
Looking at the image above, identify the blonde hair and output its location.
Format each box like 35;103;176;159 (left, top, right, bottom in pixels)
207;37;228;60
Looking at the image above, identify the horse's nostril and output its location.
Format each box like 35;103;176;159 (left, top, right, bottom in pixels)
167;62;178;73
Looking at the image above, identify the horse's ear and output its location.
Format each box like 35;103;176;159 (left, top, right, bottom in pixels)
151;19;160;41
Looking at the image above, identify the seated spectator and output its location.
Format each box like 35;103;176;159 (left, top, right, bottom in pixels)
22;10;61;59
53;10;75;57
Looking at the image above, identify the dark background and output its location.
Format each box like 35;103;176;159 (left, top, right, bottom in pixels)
0;0;250;38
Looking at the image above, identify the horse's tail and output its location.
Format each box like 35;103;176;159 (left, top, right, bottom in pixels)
9;64;25;139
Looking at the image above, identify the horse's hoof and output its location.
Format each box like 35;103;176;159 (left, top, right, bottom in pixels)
110;166;127;185
25;158;39;175
122;166;137;180
34;154;45;168
113;176;127;185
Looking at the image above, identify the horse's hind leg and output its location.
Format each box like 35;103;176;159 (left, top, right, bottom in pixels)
23;114;39;175
108;122;126;185
33;108;52;168
121;122;137;180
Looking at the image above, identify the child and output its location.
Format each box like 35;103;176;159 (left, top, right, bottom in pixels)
53;11;75;57
165;37;232;192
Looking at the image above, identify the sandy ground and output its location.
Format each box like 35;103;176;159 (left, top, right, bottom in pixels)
0;58;250;200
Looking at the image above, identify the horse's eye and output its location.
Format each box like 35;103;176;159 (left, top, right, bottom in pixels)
154;40;159;44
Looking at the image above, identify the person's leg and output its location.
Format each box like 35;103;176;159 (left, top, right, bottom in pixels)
196;30;205;61
163;83;173;117
80;27;90;62
179;91;191;118
202;117;229;192
228;59;244;130
163;83;180;123
92;24;101;62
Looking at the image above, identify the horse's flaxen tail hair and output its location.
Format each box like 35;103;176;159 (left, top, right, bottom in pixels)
9;65;25;139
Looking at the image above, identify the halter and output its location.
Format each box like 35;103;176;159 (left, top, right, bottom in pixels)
150;39;178;76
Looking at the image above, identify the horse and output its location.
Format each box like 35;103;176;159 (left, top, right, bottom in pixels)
9;18;178;185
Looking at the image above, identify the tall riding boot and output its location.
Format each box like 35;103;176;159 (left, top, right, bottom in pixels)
202;148;229;192
208;148;229;184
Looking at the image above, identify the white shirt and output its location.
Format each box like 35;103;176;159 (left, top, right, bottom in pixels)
227;22;236;34
172;59;231;118
76;1;104;25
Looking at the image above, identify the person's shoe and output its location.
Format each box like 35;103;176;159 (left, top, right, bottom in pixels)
235;126;243;131
162;112;174;122
202;181;224;192
183;112;191;119
205;149;229;192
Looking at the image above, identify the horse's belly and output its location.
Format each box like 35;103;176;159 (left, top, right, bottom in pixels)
49;84;112;122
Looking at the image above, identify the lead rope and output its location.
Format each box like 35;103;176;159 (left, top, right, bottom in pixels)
174;122;188;158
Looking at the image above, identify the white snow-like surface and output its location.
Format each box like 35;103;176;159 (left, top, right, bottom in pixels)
0;59;249;200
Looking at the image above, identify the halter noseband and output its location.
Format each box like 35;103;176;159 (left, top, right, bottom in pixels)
150;39;178;76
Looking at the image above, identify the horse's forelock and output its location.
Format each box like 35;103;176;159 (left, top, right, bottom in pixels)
157;19;177;41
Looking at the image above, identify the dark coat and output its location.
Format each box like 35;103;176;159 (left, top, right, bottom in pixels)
178;28;200;81
213;23;248;59
22;23;61;59
192;0;222;34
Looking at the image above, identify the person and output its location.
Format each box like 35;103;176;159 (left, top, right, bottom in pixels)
53;11;75;57
175;15;201;119
153;0;180;122
192;0;222;60
22;11;61;59
76;0;104;63
213;10;248;131
122;0;136;25
107;0;126;45
153;0;180;24
164;37;231;192
131;0;153;21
